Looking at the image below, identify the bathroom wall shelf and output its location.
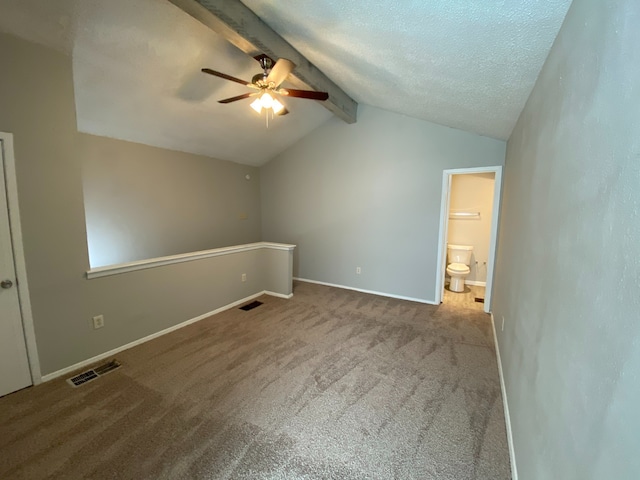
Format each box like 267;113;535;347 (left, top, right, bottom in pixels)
449;211;480;219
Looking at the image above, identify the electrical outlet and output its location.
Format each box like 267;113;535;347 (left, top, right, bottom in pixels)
356;267;361;274
241;273;247;282
93;315;104;330
501;315;505;331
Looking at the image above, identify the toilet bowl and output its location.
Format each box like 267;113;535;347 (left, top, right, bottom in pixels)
446;244;473;293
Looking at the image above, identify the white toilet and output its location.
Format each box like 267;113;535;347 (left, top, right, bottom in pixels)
446;244;473;293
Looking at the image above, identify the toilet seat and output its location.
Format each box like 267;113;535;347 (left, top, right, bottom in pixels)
447;262;470;274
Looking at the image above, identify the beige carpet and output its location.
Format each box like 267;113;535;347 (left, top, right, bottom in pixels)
0;281;510;479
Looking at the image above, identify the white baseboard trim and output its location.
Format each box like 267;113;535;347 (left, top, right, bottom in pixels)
264;291;294;299
41;290;290;382
465;280;487;287
490;313;518;480
294;277;438;305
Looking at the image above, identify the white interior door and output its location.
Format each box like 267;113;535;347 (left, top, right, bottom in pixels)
0;138;32;397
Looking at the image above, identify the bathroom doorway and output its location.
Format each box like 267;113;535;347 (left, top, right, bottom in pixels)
435;166;502;313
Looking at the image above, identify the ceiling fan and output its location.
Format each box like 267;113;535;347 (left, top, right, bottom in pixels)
201;54;329;118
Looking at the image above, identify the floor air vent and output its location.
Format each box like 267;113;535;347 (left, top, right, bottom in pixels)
474;297;485;303
67;360;122;388
239;300;263;311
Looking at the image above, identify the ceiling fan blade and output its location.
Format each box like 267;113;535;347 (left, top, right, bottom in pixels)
280;88;329;101
266;58;295;87
218;92;255;104
201;68;251;86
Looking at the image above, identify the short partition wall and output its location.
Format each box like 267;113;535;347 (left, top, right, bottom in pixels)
41;242;296;383
86;242;295;284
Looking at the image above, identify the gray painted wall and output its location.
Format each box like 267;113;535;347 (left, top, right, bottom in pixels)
0;33;287;376
81;134;261;267
492;1;640;478
261;105;506;301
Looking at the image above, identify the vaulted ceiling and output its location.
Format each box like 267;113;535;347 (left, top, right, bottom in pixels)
0;0;573;166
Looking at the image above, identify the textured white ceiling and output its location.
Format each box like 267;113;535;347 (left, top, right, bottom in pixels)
240;0;573;140
0;0;572;165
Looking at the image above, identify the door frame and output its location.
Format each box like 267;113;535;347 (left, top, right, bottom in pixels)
434;165;503;313
1;132;41;384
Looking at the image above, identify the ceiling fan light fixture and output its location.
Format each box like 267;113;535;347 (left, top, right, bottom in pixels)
272;98;285;114
250;98;263;113
259;92;274;109
251;92;284;115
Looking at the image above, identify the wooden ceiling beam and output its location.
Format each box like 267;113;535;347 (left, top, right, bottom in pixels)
168;0;358;124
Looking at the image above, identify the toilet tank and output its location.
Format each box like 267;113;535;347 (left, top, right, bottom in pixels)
447;244;473;265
